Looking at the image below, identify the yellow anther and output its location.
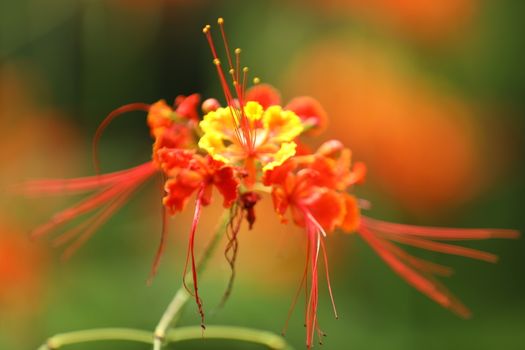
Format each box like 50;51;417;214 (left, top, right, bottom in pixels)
202;25;210;34
235;48;241;55
243;67;249;73
229;68;235;75
218;18;224;24
253;77;261;84
213;58;221;65
233;80;238;86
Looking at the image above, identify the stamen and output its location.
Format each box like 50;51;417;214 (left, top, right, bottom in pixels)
235;48;241;83
253;77;261;85
218;18;235;73
203;18;257;152
148;174;170;285
92;103;150;174
282;234;310;336
320;238;339;319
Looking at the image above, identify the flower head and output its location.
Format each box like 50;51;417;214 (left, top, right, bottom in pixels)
14;17;519;350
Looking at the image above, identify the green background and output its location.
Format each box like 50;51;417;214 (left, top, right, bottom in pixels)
1;0;524;349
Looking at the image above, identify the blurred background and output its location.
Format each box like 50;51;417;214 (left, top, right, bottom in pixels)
1;0;524;349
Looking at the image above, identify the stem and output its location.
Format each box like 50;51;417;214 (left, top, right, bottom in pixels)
37;211;295;350
153;210;231;349
37;326;294;350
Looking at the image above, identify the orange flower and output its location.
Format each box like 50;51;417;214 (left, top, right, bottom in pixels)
13;18;519;350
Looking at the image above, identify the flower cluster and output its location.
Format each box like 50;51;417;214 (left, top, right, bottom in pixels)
16;18;518;349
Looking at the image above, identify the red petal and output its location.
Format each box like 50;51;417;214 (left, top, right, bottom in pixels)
306;190;345;233
285;96;328;135
245;84;281;109
213;166;239;208
175;93;201;122
156;149;195;175
271;187;289;222
163;177;199;214
262;159;297;186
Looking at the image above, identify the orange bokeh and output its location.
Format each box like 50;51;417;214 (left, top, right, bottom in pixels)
0;219;47;310
285;40;486;214
310;0;477;43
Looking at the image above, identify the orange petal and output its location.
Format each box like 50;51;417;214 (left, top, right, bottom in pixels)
175;93;201;122
341;194;360;233
213;166;239;208
163;177;199;214
306;190;345;233
285;96;328;136
245;84;282;109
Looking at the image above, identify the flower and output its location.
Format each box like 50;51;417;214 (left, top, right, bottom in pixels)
15;17;519;350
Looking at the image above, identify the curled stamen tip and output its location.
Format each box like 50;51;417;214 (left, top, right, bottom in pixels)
202;25;210;33
218;17;224;24
253;77;261;84
235;48;241;54
213;58;221;65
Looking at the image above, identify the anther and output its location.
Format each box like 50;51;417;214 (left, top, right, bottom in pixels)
235;48;241;55
253;77;261;84
243;67;249;73
202;25;210;34
218;17;224;24
213;58;221;66
229;68;235;75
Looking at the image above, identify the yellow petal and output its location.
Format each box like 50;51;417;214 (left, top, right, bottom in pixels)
200;107;236;137
262;142;297;172
263;105;304;142
198;133;229;163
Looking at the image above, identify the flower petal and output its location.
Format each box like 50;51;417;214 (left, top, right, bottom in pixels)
263;106;304;142
262;142;297;172
285;96;328;135
245;83;282;109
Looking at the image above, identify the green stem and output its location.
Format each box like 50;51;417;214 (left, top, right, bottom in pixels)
37;209;295;350
37;326;294;350
153;210;231;349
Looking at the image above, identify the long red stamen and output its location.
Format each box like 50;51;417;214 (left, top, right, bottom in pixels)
362;217;519;240
12;162;155;196
92;103;151;174
30;173;145;239
146;174;171;284
380;238;454;277
305;219;321;348
359;225;471;318
376;231;499;263
217;18;250;147
148;205;169;285
182;185;206;328
282;231;311;336
28;162;156;242
319;238;338;319
203;20;254;152
52;171;149;257
60;184;139;260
